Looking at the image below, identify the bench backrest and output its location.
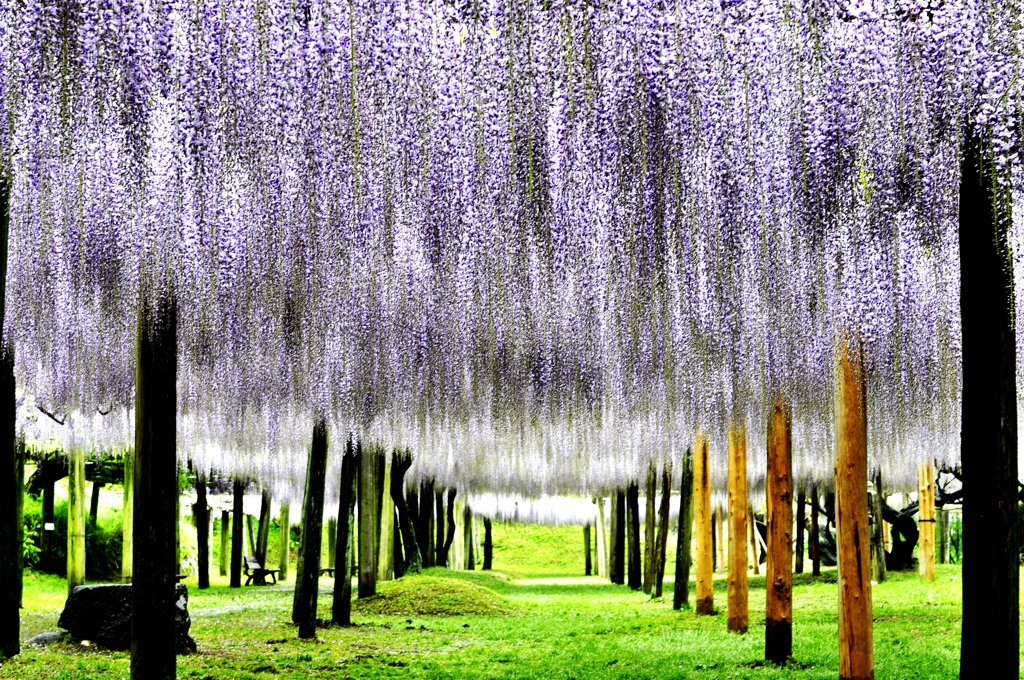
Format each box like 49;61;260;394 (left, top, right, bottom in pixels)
244;556;262;570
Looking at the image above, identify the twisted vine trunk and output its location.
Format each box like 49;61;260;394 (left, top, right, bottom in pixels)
295;419;328;639
332;439;358;626
673;447;694;610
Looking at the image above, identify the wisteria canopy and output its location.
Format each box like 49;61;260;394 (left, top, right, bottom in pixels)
0;0;1020;503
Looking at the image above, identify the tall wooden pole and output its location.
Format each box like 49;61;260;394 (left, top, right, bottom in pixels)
295;419;328;639
673;447;694;610
960;133;1019;677
765;396;793;663
483;518;493;570
694;433;714;615
0;174;17;660
918;462;935;581
834;334;873;680
595;497;607;577
359;445;380;596
870;470;886;584
749;505;760;576
794;487;805;574
278;503;290;580
643;463;657;594
727;425;748;633
611;489;626;585
584;523;592;576
67;449;87;595
131;292;178;680
715;504;725;573
122;453;135;583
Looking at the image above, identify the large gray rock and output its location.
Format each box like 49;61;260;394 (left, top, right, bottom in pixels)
57;583;196;654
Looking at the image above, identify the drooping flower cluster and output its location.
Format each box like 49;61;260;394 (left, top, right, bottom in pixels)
0;0;1020;502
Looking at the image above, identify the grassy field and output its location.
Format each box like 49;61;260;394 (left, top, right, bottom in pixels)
0;523;974;679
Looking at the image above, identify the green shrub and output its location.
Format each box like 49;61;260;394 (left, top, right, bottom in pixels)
23;499;124;581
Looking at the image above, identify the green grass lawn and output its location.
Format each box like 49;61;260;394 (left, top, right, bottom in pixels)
0;523;977;679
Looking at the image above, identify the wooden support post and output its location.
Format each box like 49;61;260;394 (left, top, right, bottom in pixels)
643;462;657;594
870;470;886;584
918;462;935;581
727;425;749;633
960;132;1019;676
326;518;337;571
694;434;714;614
219;511;229;578
674;447;694;610
434;488;446;567
810;484;820;577
626;481;641;590
936;508;948;565
377;457;394;581
68;449;87;595
279;504;290;580
247;515;257;557
14;440;23;610
332;439;358;626
749;505;760;576
794;487;805;574
584;523;592;576
131;292;178;680
442;488;457;567
765;396;793;663
194;472;210;589
595;498;607;577
483;518;493;570
611;489;626;585
715;504;725;573
122;452;135;583
0;175;18;660
359;445;380;596
294;419;328;638
834;334;873;680
654;461;672;598
231;480;244;588
419;479;435;567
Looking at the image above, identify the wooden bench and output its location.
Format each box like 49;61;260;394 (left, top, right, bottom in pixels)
244;556;280;586
318;567;335;577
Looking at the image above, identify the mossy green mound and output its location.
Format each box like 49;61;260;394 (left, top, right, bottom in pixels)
352;573;516;617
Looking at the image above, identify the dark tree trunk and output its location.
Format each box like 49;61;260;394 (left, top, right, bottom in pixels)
463;505;475;570
90;481;103;525
230;480;244;588
626;481;641;590
358;444;380;598
882;502;919;571
0;175;17;661
654;462;672;598
610;488;625;585
131;292;177;680
960;136;1019;678
483;518;493;570
674;447;694;610
870;469;886;583
407;487;420;563
295;419;329;638
374;451;386;559
420;479;435;567
194;473;210;589
810;484;820;576
0;355;18;660
15;440;23;609
256;489;271;566
434;488;446;567
247;515;256;557
584;523;593;576
392;513;404;578
442;488;457;566
332;439;358;626
390;450;422;574
795;487;805;574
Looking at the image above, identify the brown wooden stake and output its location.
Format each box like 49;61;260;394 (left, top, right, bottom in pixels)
694;433;714;615
794;487;805;574
727;425;749;633
654;461;672;598
643;462;657;595
715;504;725;573
918;462;935;581
673;448;694;610
834;334;873;680
869;470;886;584
810;484;821;577
765;395;793;663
